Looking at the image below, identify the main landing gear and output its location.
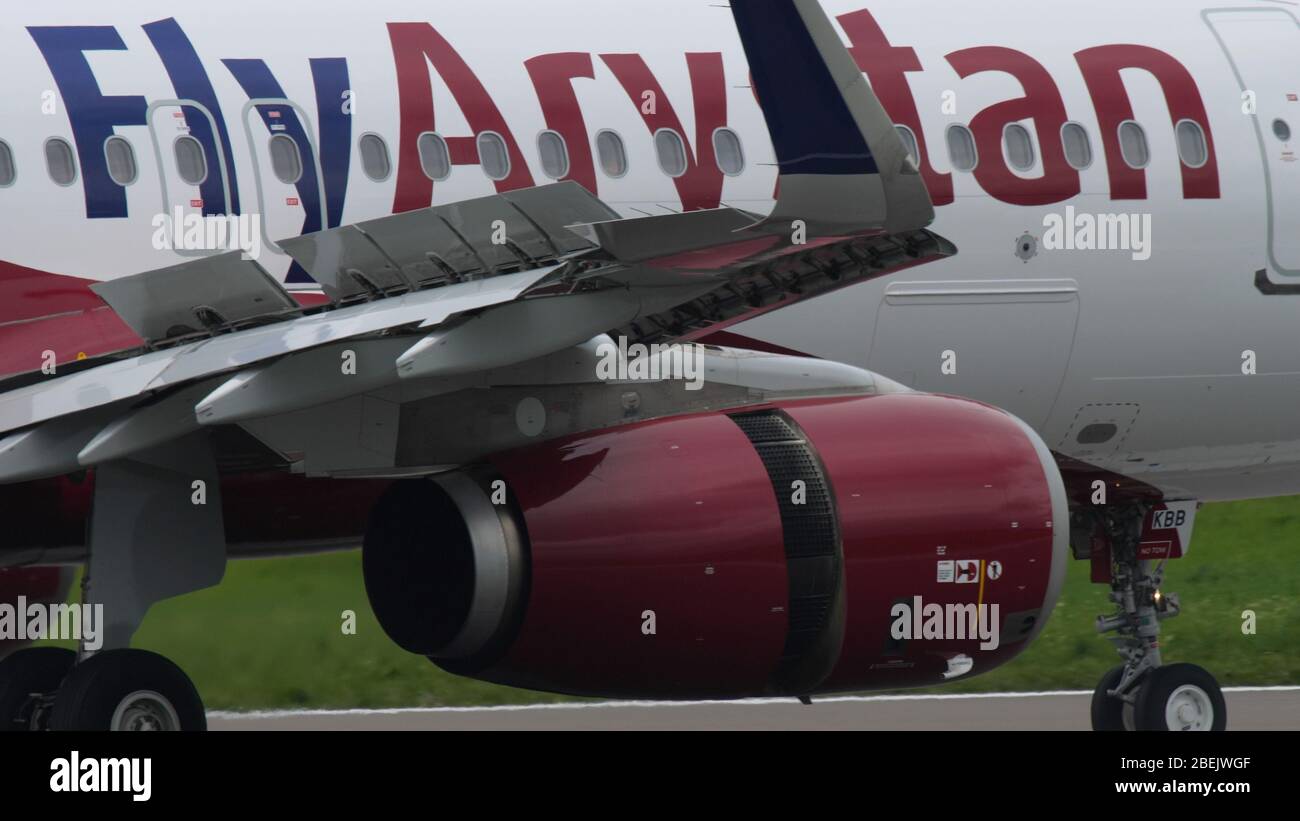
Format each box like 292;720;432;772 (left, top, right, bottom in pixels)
0;647;74;731
0;647;204;731
1078;505;1226;731
0;434;224;731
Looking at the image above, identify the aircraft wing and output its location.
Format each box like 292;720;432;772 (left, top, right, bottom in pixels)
0;0;953;483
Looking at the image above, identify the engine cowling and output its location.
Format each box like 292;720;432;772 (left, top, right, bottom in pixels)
363;393;1068;699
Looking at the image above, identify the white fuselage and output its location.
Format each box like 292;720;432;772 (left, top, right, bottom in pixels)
1;0;1298;501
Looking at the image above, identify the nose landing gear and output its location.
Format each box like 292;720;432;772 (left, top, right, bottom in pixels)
1078;504;1226;731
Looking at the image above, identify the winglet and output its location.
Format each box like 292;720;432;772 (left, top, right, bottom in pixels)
730;0;934;236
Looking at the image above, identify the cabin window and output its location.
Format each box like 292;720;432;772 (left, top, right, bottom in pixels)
1003;123;1036;171
45;138;78;186
478;131;510;181
174;136;208;185
713;127;745;176
1061;122;1093;170
268;134;303;184
595;130;628;178
0;140;17;187
537;130;569;180
418;132;451;181
1175;120;1208;168
654;128;688;178
104;137;138;187
894;125;920;167
946;124;977;172
359;133;392;182
1272;119;1291;143
1118;121;1150;169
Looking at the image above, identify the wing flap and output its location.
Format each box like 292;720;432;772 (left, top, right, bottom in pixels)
0;267;557;440
89;252;301;348
610;229;956;347
279;182;616;303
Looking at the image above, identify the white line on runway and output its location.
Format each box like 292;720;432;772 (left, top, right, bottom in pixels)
208;685;1300;720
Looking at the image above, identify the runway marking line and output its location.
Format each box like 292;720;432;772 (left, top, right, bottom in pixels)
207;686;1300;720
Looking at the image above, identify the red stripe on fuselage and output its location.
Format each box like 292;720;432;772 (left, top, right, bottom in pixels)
0;259;143;378
0;308;143;380
0;259;328;379
0;259;112;326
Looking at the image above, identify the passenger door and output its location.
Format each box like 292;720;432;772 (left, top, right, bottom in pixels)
239;98;327;268
146;99;234;256
1206;8;1300;276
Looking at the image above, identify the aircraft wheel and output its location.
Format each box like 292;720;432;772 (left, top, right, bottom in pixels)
1090;665;1130;731
1134;663;1226;731
0;647;76;732
49;649;206;731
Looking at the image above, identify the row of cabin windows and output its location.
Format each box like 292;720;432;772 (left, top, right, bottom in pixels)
895;119;1222;175
0;127;748;190
5;117;1294;190
358;127;748;183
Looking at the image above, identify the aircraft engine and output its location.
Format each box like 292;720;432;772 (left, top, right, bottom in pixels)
363;393;1069;698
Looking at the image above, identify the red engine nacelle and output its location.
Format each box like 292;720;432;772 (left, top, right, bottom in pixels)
363;393;1068;699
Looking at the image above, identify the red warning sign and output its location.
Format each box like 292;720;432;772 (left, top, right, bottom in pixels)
955;560;980;584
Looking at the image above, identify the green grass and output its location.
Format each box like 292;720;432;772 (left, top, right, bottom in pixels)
124;554;573;711
922;495;1300;694
39;496;1300;710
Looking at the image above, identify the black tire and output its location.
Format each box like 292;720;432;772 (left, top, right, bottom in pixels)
1090;665;1129;731
0;648;76;732
49;649;206;732
1134;663;1226;731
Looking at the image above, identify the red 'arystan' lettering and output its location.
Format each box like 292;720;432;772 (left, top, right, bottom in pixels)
600;52;727;211
388;22;535;213
838;9;955;207
946;46;1080;206
525;52;598;195
1075;44;1220;200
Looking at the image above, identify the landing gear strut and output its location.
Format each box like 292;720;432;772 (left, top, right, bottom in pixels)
1080;505;1225;731
0;434;226;731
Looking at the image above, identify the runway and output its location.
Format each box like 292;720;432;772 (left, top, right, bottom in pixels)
208;686;1300;731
